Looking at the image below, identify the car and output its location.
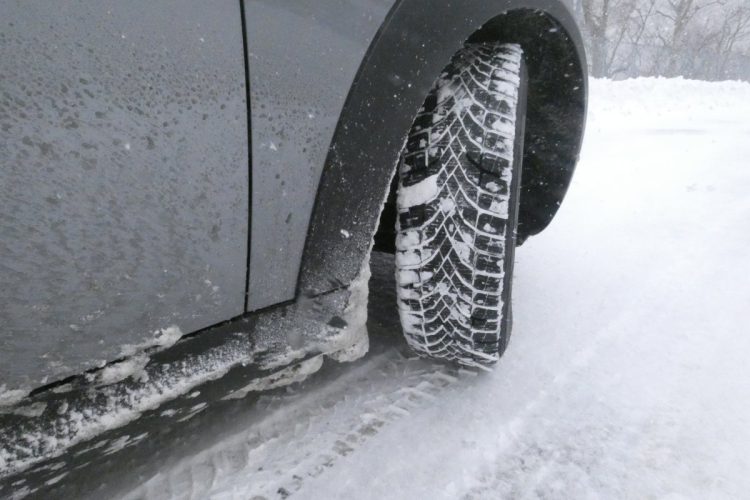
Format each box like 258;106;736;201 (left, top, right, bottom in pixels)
0;0;587;484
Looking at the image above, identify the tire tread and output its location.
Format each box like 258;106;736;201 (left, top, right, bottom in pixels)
396;43;524;367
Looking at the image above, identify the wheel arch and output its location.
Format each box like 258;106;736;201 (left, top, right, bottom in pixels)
299;0;587;297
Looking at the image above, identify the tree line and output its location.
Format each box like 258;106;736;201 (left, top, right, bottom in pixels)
575;0;750;80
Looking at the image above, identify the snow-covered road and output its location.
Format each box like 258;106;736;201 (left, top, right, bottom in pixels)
24;77;747;499
120;78;750;499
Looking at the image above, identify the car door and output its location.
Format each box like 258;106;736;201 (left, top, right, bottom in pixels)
0;0;249;391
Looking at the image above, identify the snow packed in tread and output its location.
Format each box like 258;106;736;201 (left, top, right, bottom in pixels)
395;43;523;366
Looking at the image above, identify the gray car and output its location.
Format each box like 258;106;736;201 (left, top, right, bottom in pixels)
0;0;586;487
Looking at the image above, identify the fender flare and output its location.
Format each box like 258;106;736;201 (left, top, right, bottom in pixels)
299;0;587;296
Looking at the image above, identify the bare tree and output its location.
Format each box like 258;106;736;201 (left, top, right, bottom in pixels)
653;0;722;75
581;0;640;77
714;4;750;77
579;0;750;81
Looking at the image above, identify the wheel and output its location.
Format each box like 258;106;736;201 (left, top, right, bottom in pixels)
395;43;528;368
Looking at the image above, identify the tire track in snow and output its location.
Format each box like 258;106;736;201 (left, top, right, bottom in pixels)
268;367;467;500
125;346;476;500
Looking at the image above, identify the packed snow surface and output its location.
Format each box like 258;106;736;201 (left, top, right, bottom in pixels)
397;175;439;208
63;77;750;498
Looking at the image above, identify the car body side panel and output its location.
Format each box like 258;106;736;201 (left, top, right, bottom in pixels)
244;0;396;310
0;0;248;391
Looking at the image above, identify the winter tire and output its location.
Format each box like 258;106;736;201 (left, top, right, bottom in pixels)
395;43;528;367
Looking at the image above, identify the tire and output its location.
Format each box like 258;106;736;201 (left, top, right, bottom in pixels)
395;43;527;368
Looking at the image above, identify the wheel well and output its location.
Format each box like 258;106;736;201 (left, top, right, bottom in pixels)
374;9;587;252
299;1;586;297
